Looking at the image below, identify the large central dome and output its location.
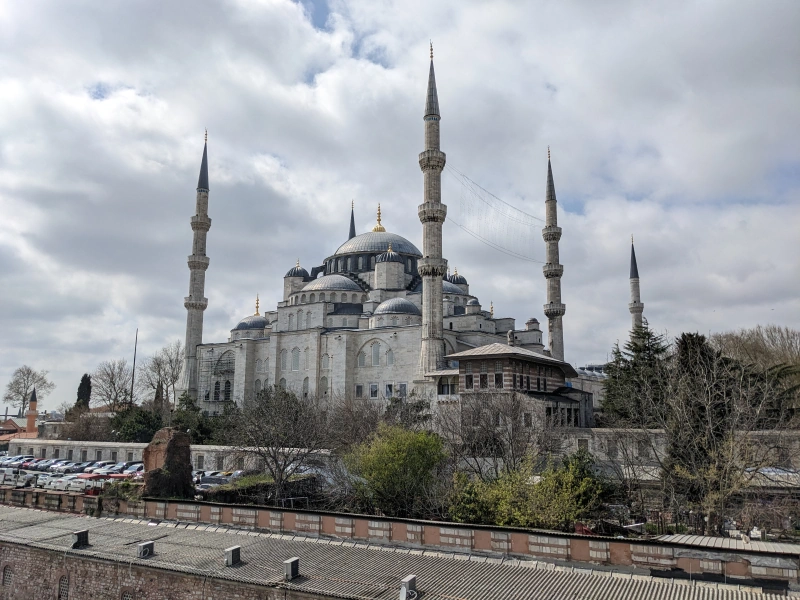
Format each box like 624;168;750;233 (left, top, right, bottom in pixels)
334;231;421;257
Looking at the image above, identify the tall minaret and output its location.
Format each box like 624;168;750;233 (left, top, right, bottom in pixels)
417;43;448;375
542;148;565;361
348;200;356;240
182;132;212;400
629;236;644;329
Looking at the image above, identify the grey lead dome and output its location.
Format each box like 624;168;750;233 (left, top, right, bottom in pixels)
334;232;421;257
374;298;421;315
233;314;269;330
302;274;363;292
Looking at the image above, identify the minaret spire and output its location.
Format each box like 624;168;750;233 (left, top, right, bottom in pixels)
542;149;565;361
417;45;448;377
629;236;644;330
181;133;212;401
348;200;356;240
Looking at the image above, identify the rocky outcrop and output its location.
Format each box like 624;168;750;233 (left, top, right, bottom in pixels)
142;428;193;499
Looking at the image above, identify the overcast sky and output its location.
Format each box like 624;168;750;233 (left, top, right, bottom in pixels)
1;0;798;412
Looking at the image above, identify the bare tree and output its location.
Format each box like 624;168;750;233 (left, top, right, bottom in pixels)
3;366;55;414
326;393;382;452
91;359;134;412
436;391;554;482
160;340;184;408
218;386;330;503
711;325;800;372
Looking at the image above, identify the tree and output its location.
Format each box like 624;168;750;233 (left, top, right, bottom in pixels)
217;386;329;503
111;405;163;443
76;374;92;409
171;392;219;445
3;366;55;415
326;393;383;452
346;424;448;518
138;341;184;409
92;359;134;412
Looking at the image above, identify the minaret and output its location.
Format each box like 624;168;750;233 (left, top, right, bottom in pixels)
349;200;356;240
182;132;212;400
542;148;566;361
629;236;644;329
417;43;448;375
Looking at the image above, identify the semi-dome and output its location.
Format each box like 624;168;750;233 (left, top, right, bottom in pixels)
233;314;269;330
374;298;421;316
334;231;421;257
302;274;363;292
285;261;309;278
410;279;469;295
467;299;480;306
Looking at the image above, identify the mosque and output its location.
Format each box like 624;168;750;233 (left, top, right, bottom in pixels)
178;49;643;420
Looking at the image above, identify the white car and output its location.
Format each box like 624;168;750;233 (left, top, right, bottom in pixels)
46;475;79;491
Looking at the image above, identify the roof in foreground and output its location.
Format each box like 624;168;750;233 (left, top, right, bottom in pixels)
446;343;579;377
0;506;781;600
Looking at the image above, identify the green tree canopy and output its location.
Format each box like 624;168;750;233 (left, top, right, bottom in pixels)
76;374;91;409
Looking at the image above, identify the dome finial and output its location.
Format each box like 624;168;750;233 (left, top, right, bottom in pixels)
255;294;260;316
296;258;300;268
454;267;458;276
547;145;550;161
388;242;393;252
205;128;208;143
430;41;433;60
352;199;354;210
372;203;386;232
631;234;634;244
490;301;494;317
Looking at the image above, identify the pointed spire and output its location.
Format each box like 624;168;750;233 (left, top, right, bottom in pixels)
490;301;494;318
255;294;260;316
372;204;386;232
425;43;440;119
630;237;640;279
349;200;356;240
29;387;37;406
197;132;209;191
546;147;556;204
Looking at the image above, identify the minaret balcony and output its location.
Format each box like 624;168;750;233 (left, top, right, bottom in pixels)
187;256;210;271
629;302;644;314
184;297;208;311
191;215;212;232
541;226;562;242
418;202;447;223
418;149;446;171
418;257;448;278
542;263;563;279
543;302;566;318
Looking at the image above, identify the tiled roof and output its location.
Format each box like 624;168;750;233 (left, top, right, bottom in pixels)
0;506;780;600
446;344;579;377
657;534;800;555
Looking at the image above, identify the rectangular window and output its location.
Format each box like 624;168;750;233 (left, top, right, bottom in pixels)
543;379;548;392
637;440;650;459
67;449;73;460
524;412;532;427
216;456;224;470
480;361;487;373
479;374;488;388
512;374;516;389
545;407;552;424
607;440;618;460
578;438;589;452
41;449;47;458
398;383;407;397
127;452;134;462
370;383;378;399
111;451;117;462
81;450;87;461
465;362;472;374
96;450;102;461
54;449;60;459
385;383;393;397
237;457;245;470
493;413;501;426
526;376;530;391
355;384;364;398
465;374;473;389
494;373;503;388
197;455;204;470
495;361;503;373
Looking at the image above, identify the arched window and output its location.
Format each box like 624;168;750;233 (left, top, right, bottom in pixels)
449;322;453;330
342;318;348;327
288;314;294;330
407;258;412;271
351;293;358;303
2;566;13;587
214;381;220;402
405;316;411;325
304;347;309;369
357;352;366;367
371;343;381;367
319;293;325;302
279;378;286;388
306;312;312;329
297;310;303;329
330;292;337;303
302;377;309;397
322;354;330;369
319;376;328;397
358;256;363;269
386;349;394;366
310;293;315;303
255;359;262;372
280;350;287;371
361;295;367;303
371;256;376;268
264;357;269;373
224;380;232;402
301;294;306;303
58;575;69;600
254;379;261;393
391;317;398;326
291;348;300;371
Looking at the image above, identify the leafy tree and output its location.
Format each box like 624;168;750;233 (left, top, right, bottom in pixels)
347;424;447;518
111;405;163;443
76;374;92;409
171;392;218;445
3;366;55;414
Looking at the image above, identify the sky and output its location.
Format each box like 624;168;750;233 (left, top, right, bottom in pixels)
1;0;798;412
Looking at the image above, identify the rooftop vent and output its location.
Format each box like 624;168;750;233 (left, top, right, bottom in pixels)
284;557;300;581
71;530;89;549
225;546;241;567
137;541;155;558
399;575;417;599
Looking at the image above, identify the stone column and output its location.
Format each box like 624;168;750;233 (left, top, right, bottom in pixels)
542;150;565;361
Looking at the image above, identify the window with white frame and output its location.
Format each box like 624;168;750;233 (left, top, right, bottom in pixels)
369;383;378;398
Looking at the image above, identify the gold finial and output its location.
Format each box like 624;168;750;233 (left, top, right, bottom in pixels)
388;242;393;252
205;128;208;143
631;234;634;244
372;203;386;232
255;294;260;316
547;145;550;160
454;267;458;276
430;41;433;60
296;258;300;268
351;199;354;210
490;301;494;317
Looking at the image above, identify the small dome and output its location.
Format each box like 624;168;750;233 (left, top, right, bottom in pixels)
302;274;363;292
285;261;309;278
376;243;405;264
233;314;269;331
448;269;467;285
410;279;467;295
467;299;480;306
374;298;421;316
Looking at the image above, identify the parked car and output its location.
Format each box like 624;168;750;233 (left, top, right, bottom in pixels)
35;473;57;488
123;463;144;475
32;459;56;471
6;456;35;468
0;456;22;465
53;462;78;474
21;458;42;469
85;461;115;473
63;461;94;474
47;461;70;472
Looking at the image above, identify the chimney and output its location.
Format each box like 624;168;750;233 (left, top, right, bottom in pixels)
26;388;38;433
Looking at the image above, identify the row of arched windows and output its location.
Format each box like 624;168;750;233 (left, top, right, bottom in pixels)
290;292;368;305
279;348;312;371
255;358;269;372
326;255;416;274
213;380;232;402
357;342;394;367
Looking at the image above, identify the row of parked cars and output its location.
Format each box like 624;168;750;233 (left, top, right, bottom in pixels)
0;455;144;476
